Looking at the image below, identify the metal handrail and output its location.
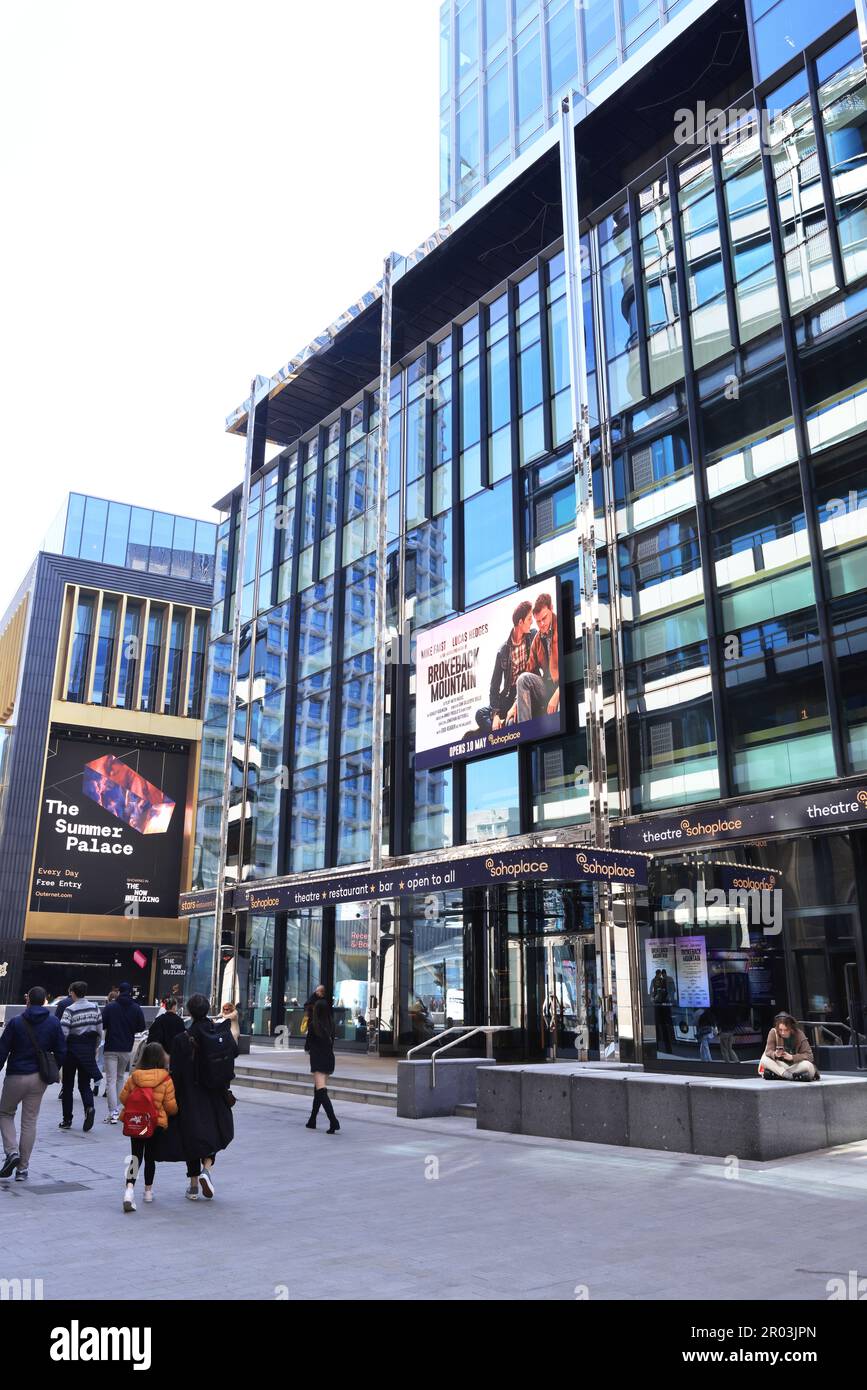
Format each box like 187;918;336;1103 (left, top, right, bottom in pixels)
407;1025;514;1086
798;1018;866;1066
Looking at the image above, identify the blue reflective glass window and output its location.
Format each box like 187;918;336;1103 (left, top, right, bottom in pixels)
753;0;856;82
63;494;86;556
465;750;520;842
128;508;152;570
485;0;507;50
149;513;174;575
80;497;108;562
102;502;130;567
463;479;514;605
515;26;542;134
486;59;510;156
171;517;195;579
547;1;578;95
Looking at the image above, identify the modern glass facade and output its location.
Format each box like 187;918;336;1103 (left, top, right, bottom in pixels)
199;0;867;1068
54;492;217;585
440;0;697;218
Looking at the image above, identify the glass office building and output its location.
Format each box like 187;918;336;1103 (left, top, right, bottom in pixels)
192;0;867;1070
440;0;701;218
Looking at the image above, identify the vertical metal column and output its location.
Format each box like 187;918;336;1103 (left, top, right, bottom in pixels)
558;95;617;1051
366;257;396;1054
210;377;265;1010
855;0;867;65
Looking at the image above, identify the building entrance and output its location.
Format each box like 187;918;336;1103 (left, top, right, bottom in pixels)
529;933;599;1060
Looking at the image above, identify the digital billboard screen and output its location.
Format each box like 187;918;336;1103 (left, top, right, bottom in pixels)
414;580;565;770
30;734;188;918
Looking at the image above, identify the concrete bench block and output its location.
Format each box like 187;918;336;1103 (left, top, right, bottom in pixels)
396;1058;496;1119
570;1072;630;1146
756;1082;828;1160
822;1078;867;1148
476;1066;522;1133
625;1076;692;1152
688;1083;764;1160
520;1069;572;1140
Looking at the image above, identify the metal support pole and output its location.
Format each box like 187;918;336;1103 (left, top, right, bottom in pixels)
210;377;265;1011
855;0;867;65
366;257;396;1054
558;95;616;1051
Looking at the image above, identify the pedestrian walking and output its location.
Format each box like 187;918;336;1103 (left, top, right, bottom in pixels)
304;995;340;1133
147;997;185;1054
101;982;146;1124
169;994;237;1202
760;1013;820;1081
220;1000;241;1043
95;987;119;1098
0;986;66;1181
58;981;103;1132
118;1042;178;1212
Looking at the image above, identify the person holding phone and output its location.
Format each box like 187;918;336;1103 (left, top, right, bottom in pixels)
760;1012;819;1080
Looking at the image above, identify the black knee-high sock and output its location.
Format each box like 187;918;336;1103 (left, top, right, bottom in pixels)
309;1089;324;1118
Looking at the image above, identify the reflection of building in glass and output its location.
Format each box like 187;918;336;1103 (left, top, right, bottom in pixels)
193;2;867;1067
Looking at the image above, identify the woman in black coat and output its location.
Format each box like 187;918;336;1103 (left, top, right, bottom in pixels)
169;994;234;1200
304;993;339;1133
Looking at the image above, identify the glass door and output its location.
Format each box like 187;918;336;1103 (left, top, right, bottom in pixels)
525;933;599;1060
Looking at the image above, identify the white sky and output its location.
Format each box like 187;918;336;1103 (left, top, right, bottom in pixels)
0;0;441;600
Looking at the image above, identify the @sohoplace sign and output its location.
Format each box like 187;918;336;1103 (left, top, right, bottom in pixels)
232;845;648;915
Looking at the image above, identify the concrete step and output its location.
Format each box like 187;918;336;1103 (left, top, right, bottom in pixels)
454;1103;477;1119
232;1073;397;1108
235;1062;397;1096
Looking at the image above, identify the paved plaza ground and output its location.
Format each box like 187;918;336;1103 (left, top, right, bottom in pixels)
2;1081;866;1301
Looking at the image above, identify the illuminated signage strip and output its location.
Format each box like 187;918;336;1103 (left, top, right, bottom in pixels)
178;889;218;917
612;780;867;852
232;846;648;915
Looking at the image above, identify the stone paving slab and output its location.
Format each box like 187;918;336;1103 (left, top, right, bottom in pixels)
2;1083;867;1300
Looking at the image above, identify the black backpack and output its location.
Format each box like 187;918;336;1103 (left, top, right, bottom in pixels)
189;1020;238;1090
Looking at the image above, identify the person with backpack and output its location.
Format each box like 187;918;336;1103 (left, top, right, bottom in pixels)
304;995;340;1133
169;994;236;1201
147;996;185;1055
101;982;146;1124
0;986;66;1181
118;1041;178;1212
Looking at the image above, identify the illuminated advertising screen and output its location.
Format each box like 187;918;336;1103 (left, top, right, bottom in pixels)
30;734;188;917
414;580;565;770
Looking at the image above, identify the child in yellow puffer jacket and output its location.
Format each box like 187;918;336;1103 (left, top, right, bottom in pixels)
118;1042;178;1212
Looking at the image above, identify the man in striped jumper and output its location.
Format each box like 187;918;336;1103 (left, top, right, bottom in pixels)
59;982;103;1133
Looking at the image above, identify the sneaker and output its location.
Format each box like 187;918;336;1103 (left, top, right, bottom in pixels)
199;1168;215;1200
14;1168;28;1182
83;1108;95;1132
58;1119;72;1129
110;1112;119;1125
143;1188;154;1203
0;1152;20;1179
103;1114;113;1123
123;1184;136;1213
185;1184;199;1201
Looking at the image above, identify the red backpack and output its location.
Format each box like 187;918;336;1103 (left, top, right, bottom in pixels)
121;1082;161;1139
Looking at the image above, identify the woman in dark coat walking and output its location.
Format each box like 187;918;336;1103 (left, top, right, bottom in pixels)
304;994;340;1133
169;994;235;1200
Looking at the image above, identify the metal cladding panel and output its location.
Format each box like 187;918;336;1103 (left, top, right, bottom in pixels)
0;553;210;1000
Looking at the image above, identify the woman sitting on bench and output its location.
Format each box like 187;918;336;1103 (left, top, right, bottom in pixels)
761;1013;819;1081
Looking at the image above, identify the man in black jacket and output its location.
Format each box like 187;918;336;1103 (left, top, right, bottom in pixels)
148;997;185;1055
0;986;66;1180
475;600;534;735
